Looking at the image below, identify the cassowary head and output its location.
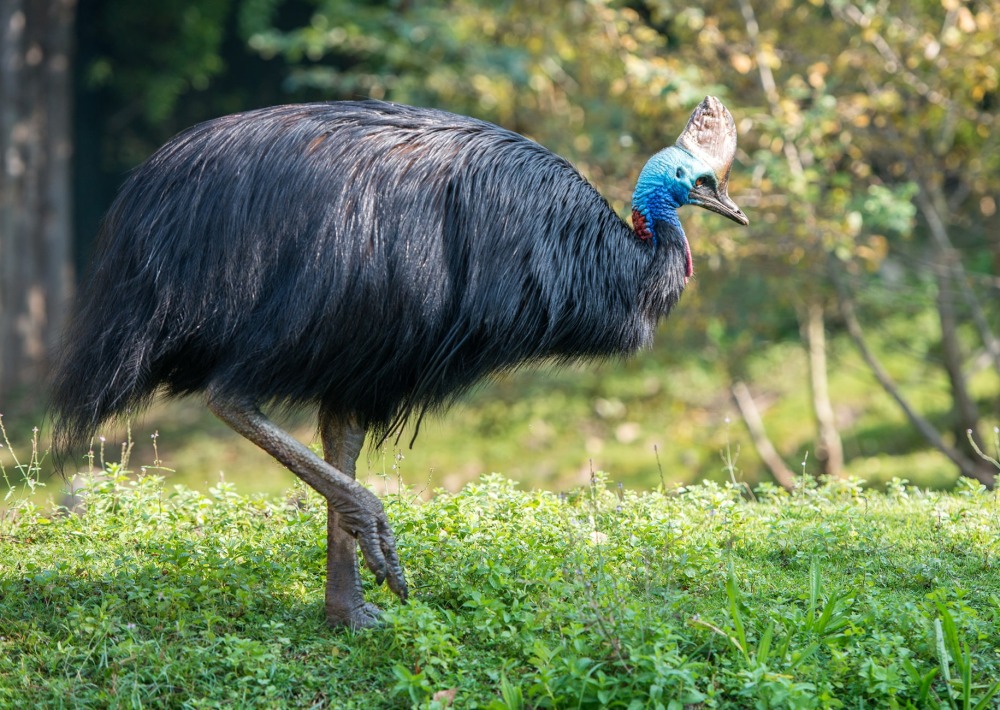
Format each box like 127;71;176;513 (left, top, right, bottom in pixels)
632;96;749;276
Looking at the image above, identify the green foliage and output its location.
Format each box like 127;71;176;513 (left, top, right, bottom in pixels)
3;463;1000;707
93;2;229;115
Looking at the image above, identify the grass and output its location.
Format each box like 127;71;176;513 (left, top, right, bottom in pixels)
3;451;1000;708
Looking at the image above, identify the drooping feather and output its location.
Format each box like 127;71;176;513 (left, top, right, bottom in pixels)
51;100;690;455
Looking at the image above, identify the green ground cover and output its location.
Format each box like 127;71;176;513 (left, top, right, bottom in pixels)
2;469;998;708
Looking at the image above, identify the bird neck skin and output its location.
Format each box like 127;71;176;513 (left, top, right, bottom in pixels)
631;145;698;281
630;146;692;246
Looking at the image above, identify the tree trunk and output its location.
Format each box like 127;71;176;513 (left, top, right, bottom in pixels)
799;300;844;477
831;261;995;488
0;0;75;400
934;258;989;462
920;183;1000;380
731;380;798;491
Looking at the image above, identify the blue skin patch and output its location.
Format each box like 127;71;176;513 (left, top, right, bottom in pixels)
631;146;712;247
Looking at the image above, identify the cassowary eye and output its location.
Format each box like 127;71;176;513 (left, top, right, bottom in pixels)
695;176;707;187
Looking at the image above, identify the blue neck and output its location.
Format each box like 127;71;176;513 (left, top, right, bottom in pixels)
632;146;693;242
646;202;682;230
632;200;681;249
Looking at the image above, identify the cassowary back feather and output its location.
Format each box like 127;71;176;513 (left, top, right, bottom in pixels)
51;101;688;456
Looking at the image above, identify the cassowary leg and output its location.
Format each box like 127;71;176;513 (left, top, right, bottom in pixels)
206;393;408;616
319;411;382;628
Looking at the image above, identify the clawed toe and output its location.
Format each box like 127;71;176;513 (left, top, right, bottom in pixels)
347;505;408;602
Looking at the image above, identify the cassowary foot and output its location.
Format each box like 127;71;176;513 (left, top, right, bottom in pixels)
328;490;407;601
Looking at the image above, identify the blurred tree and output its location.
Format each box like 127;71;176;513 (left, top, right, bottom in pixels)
829;0;999;485
693;0;998;485
73;0;322;267
74;0;231;271
0;0;75;401
3;0;309;401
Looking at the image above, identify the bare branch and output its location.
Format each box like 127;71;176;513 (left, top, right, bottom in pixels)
736;0;806;181
918;190;1000;378
799;301;844;477
935;260;985;452
831;262;996;488
731;381;797;491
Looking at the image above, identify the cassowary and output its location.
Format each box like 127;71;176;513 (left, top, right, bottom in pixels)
51;97;747;628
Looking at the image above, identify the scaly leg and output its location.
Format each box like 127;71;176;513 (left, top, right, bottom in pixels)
206;392;407;621
319;410;383;628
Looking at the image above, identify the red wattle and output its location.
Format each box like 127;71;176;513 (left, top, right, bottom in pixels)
631;209;653;242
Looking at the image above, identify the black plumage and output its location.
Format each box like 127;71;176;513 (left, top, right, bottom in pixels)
52;101;684;454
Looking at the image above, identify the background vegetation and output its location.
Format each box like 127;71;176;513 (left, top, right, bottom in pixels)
1;0;998;494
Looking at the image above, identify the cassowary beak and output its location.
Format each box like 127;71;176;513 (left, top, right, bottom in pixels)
676;96;750;227
689;181;749;225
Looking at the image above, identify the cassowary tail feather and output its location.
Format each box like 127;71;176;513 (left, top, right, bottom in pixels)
49;200;164;464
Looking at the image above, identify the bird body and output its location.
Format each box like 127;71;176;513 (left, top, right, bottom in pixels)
53;101;710;449
51;97;747;627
